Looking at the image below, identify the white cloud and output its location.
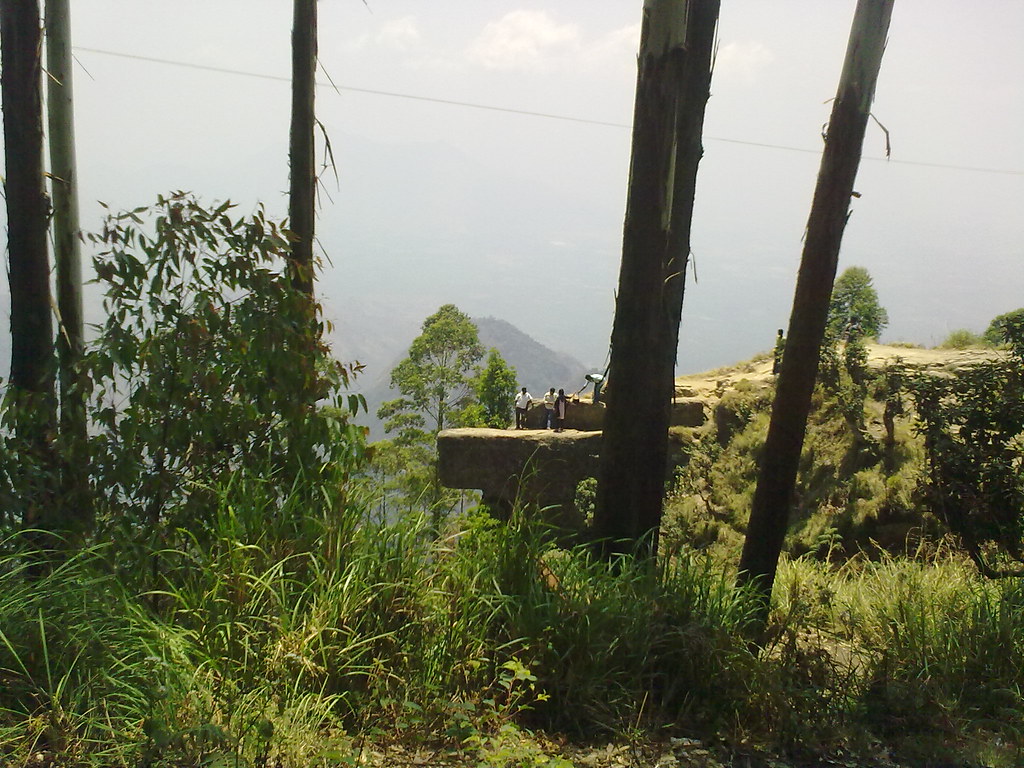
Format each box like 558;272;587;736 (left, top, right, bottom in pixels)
467;10;581;72
376;16;421;51
582;23;640;66
715;41;775;84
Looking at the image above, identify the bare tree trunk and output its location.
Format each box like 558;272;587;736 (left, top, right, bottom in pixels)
3;0;53;404
737;0;895;629
2;0;56;544
593;0;719;559
46;0;84;436
45;0;90;533
288;0;316;298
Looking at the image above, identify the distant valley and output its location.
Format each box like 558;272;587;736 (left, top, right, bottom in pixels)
332;313;593;441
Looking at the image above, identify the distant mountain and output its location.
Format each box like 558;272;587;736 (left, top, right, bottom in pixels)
474;316;592;397
354;315;592;441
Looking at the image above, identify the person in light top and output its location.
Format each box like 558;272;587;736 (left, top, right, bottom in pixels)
514;387;532;429
543;388;556;429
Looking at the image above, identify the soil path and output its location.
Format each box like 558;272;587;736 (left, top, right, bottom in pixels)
672;343;1001;402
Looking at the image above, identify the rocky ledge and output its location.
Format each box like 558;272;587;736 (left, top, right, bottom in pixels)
436;427;602;527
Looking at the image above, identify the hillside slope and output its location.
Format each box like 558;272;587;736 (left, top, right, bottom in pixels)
664;343;1005;560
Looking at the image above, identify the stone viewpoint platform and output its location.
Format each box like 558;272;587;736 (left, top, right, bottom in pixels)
436;396;710;525
436;427;602;527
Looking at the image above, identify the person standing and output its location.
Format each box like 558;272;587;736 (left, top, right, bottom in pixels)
543;387;556;429
514;387;532;429
554;388;568;432
772;328;785;375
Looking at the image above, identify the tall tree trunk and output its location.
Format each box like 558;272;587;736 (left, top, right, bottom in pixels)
2;0;56;540
288;0;316;298
737;0;895;630
45;0;84;433
2;0;53;403
593;0;719;559
46;0;90;532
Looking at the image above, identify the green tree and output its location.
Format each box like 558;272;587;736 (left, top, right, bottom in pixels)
78;193;366;583
984;308;1024;346
827;266;888;340
379;305;483;437
472;348;517;429
909;315;1024;578
377;305;483;516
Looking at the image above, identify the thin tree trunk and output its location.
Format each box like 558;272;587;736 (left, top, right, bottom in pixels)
288;0;316;297
46;0;90;532
737;0;895;630
46;0;84;433
3;0;53;403
593;0;719;559
2;0;56;544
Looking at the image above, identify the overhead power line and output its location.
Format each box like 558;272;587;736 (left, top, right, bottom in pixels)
73;46;1024;178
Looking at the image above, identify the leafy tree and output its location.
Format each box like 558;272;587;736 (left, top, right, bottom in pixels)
366;438;435;518
984;308;1024;346
471;348;517;429
379;305;483;438
376;305;483;516
827;266;888;340
79;193;366;582
819;318;871;436
909;314;1024;577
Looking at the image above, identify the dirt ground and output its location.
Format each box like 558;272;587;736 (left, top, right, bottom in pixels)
671;343;1002;402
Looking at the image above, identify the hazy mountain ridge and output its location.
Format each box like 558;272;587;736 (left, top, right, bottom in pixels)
474;316;593;397
354;314;592;440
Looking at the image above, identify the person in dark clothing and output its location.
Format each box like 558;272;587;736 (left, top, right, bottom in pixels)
554;388;568;432
773;328;785;375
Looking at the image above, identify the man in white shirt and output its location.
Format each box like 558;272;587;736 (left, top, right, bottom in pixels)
514;387;532;429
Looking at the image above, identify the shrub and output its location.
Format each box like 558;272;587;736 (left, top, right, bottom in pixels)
80;193;366;587
938;328;986;349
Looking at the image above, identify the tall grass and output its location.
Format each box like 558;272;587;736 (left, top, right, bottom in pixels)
3;478;1024;766
771;553;1024;764
0;536;192;766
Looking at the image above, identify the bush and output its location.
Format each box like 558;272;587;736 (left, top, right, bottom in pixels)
79;193;366;587
911;321;1024;577
938;328;986;349
984;307;1024;346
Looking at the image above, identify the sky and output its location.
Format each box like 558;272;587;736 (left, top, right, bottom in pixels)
2;0;1022;381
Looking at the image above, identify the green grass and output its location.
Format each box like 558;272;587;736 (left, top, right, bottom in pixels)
3;475;1024;766
938;328;991;349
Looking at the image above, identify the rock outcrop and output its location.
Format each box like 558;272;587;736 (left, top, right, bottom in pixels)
437;428;602;527
438;397;708;524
